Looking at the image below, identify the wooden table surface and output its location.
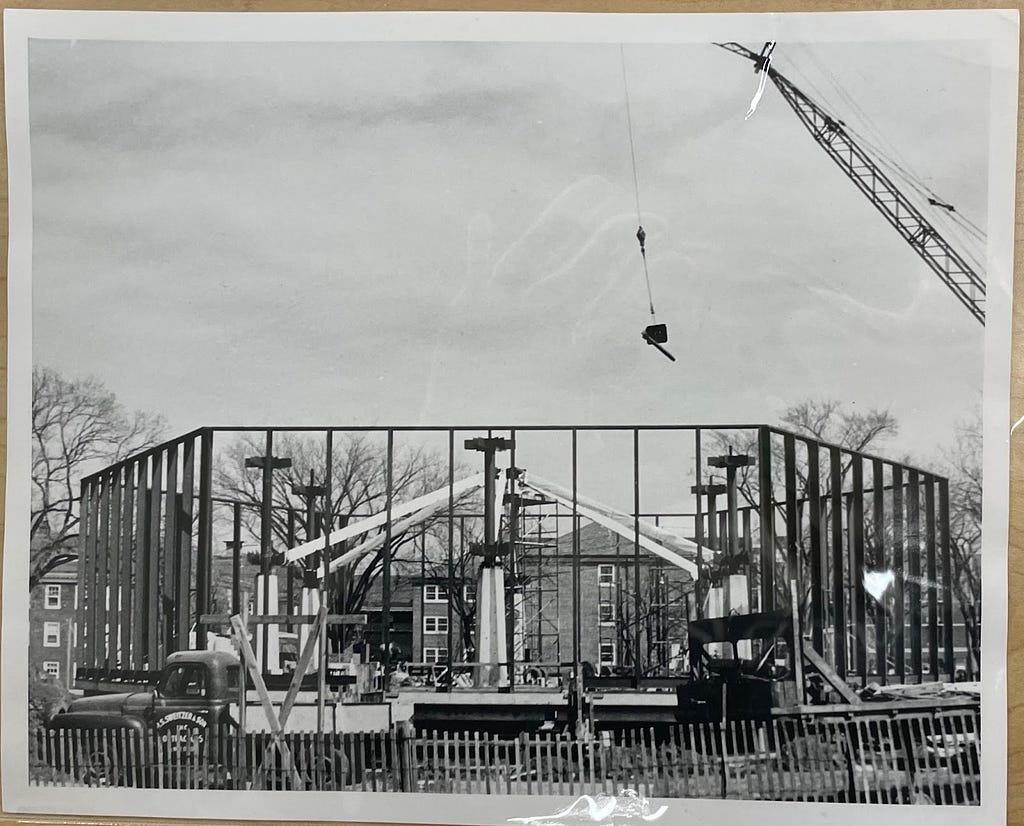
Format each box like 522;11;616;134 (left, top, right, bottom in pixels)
0;1;1020;824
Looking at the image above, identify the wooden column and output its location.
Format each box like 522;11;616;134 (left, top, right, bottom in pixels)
892;466;906;679
925;477;939;679
196;430;214;652
850;455;867;680
872;459;886;684
907;469;922;681
829;447;846;679
807;442;824;653
177;437;196;650
757;427;775;612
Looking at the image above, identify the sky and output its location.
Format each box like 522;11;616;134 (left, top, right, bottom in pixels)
27;37;991;471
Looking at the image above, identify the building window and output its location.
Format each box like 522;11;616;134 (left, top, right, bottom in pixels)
44;584;61;610
423;648;449;664
599;602;615;625
43;622;60;647
423;584;448;604
598;564;615;586
599;642;616;666
463;583;477;604
42;661;60;679
424;616;449;635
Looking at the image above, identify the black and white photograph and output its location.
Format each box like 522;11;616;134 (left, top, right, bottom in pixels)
1;9;1017;825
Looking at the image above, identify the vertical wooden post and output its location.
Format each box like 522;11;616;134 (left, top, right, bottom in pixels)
108;467;123;669
829;447;846;679
177;437;196;650
850;455;867;681
872;459;886;684
120;462;136;673
892;466;906;679
939;478;955;682
132;455;149;672
196;430;214;652
907;469;922;681
632;429;642;687
162;443;179;653
76;480;93;679
146;451;163;667
96;472;112;670
694;428;704;619
925;477;938;679
757;427;775;612
806;442;823;653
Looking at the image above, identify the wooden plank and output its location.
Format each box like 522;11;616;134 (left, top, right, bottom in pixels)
872;459;886;685
108;467;123;668
146;451;163;667
98;472;114;669
892;466;906;679
938;479;955;682
229;614;302;789
806;442;824;653
850;455;867;679
119;463;135;674
800;640;860;704
829;447;846;679
76;480;94;678
132;456;148;672
162;443;179;652
196;430;213;651
88;475;105;672
757;426;775;611
907;469;923;681
925;477;939;679
177;437;196;651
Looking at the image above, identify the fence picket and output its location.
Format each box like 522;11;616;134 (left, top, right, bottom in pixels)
26;712;982;804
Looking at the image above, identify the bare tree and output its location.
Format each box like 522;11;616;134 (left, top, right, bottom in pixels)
30;366;165;591
943;414;982;676
708;399;898;609
214;432;475;623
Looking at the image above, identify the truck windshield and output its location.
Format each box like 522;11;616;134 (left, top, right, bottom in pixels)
159;664;207;699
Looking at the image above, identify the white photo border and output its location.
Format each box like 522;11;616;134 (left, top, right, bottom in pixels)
2;8;1017;824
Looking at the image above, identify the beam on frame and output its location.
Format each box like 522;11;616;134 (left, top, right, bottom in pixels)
806;441;824;653
177;437;196;651
757;427;775;612
892;466;906;679
196;429;214;652
907;468;923;681
925;477;939;679
119;462;136;673
147;451;163;667
829;446;846;679
77;480;94;676
850;455;867;680
110;467;124;668
939;478;955;682
162;443;179;653
132;455;148;671
872;459;886;686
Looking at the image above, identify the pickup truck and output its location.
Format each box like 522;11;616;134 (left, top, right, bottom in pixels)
45;650;349;788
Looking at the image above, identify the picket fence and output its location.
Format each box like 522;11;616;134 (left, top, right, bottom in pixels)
31;709;980;804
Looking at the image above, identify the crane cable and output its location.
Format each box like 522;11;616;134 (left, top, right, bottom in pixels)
620;44;657;324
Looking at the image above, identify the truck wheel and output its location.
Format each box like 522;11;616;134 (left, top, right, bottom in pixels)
81;741;124;787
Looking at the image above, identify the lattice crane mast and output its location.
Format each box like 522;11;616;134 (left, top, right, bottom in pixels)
716;42;986;326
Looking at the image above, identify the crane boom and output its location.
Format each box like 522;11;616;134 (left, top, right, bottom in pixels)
716;42;986;325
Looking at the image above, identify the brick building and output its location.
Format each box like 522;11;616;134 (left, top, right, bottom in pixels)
29;559;78;689
519;521;693;677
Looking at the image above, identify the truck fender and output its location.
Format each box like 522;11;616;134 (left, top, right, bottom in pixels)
47;713;147;735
